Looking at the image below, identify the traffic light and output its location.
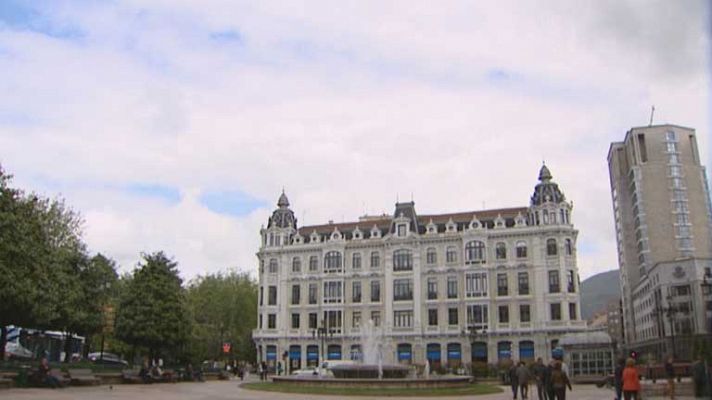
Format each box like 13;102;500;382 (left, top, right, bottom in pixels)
629;351;638;360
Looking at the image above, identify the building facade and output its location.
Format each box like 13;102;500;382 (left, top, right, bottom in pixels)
253;165;586;371
608;124;712;360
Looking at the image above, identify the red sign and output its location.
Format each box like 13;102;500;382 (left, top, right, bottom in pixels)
222;343;231;354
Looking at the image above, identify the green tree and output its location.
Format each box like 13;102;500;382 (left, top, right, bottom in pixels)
114;252;191;363
186;270;258;363
58;254;119;360
0;166;86;359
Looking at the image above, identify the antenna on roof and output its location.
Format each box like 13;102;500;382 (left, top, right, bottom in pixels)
410;192;413;202
649;105;655;126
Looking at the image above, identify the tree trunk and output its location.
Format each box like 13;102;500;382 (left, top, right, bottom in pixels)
0;326;7;361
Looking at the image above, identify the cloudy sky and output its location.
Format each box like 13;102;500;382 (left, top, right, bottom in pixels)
0;0;709;280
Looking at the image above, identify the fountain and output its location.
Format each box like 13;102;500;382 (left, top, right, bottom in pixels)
329;320;409;379
271;319;470;388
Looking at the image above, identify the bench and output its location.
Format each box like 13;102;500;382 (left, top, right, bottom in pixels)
0;378;13;389
67;369;101;386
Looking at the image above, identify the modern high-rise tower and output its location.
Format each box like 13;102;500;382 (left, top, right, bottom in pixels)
608;124;712;359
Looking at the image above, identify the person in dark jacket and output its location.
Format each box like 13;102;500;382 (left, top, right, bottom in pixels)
614;358;625;400
533;358;547;400
550;361;572;400
509;361;520;399
664;356;675;400
544;360;555;400
692;356;707;398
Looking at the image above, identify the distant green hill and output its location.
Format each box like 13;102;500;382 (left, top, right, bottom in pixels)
580;269;620;320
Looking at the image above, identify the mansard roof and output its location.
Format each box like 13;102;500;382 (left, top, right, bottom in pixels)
297;206;527;242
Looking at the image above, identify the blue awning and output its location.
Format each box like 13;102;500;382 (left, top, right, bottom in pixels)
266;346;277;361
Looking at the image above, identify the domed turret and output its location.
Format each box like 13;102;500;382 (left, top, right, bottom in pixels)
528;163;572;226
277;191;290;208
268;190;297;229
531;163;565;206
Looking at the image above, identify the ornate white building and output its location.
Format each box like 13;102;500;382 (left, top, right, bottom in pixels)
253;165;586;371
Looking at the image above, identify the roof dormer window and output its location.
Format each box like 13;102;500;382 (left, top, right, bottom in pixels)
446;218;457;232
371;225;381;238
397;223;407;237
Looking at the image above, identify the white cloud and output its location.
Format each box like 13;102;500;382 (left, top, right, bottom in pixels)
0;0;709;279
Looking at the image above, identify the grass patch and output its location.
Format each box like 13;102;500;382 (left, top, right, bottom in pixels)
241;382;502;397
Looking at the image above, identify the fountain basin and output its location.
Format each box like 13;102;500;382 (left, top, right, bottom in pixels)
272;374;472;389
330;364;409;379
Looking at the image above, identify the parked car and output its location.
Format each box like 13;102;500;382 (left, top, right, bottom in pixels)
88;352;128;366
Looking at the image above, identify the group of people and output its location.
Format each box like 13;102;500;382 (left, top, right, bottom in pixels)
508;358;572;400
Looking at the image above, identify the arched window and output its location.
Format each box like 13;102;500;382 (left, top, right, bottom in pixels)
427;343;442;369
446;246;457;263
324;251;342;273
447;343;462;368
393;249;413;271
397;343;412;364
516;241;527;258
471;342;488;363
327;344;342;360
352;252;362;269
565;239;573;255
292;257;301;273
496;242;507;260
497;341;512;361
306;345;319;367
519;340;535;361
370;251;380;268
426;247;437;265
546;239;558;256
465;241;486;263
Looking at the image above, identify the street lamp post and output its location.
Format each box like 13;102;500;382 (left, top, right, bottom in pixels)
312;320;336;376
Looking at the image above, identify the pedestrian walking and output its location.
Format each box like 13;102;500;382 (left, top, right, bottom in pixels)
622;358;641;400
614;358;625;400
509;361;520;399
550;361;572;400
665;356;676;400
544;360;555;400
533;358;547;400
517;361;532;399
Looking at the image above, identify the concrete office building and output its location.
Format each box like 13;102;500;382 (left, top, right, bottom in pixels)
253;165;586;371
608;124;712;360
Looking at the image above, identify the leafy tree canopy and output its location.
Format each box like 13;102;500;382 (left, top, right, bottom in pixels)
185;270;258;363
114;251;191;360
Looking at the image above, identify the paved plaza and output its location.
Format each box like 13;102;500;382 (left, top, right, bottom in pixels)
0;380;701;400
